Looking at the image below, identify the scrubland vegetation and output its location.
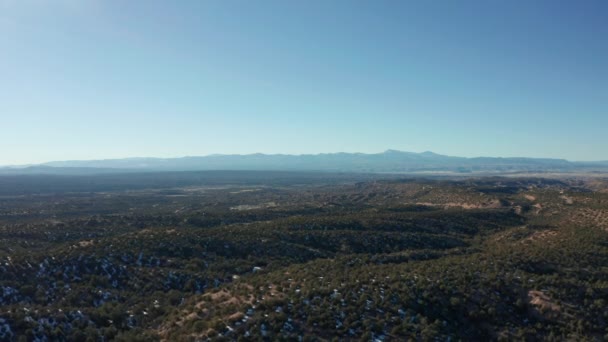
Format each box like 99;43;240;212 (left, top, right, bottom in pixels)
1;172;608;341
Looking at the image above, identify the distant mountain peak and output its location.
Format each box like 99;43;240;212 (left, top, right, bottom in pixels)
383;150;442;157
3;150;606;175
383;149;404;154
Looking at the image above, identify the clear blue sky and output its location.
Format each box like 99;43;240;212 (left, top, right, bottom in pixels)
1;0;607;165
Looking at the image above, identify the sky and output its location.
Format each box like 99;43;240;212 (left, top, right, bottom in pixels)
1;0;607;165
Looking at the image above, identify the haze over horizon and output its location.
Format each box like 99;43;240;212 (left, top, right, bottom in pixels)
3;149;608;168
2;0;607;165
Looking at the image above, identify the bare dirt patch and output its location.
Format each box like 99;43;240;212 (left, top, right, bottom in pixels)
528;290;560;319
414;199;502;210
78;240;94;247
560;195;574;204
159;287;256;341
227;312;244;321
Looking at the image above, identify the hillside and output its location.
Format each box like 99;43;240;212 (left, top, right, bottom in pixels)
0;174;607;340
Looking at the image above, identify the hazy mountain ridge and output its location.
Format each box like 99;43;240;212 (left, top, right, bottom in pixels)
2;150;608;175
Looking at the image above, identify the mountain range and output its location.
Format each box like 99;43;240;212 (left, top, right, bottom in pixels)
2;150;608;175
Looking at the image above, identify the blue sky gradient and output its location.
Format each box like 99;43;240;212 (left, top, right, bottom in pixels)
1;0;607;164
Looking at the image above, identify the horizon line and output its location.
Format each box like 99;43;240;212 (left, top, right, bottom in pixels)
2;150;607;168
